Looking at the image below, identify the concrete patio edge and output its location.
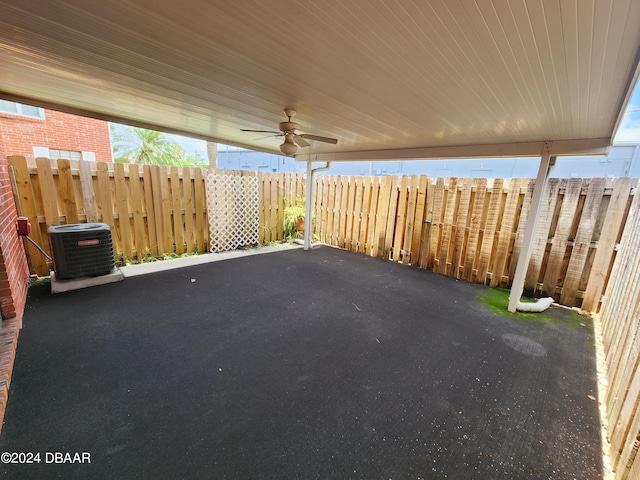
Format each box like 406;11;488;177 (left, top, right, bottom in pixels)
118;244;302;278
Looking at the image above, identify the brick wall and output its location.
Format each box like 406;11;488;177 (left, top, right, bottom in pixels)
0;109;112;162
0;143;23;435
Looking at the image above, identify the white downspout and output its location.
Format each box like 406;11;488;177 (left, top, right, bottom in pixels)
508;144;556;312
303;160;331;250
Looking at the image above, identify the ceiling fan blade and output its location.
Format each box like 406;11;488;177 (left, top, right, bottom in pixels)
240;129;281;134
299;134;338;144
254;134;282;141
293;135;311;147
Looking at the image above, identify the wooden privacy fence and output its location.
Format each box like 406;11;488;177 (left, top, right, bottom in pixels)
7;157;638;312
258;172;306;243
310;175;638;311
598;189;640;480
8;156;209;276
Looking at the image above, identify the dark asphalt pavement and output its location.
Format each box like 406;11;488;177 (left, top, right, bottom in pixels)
0;247;602;479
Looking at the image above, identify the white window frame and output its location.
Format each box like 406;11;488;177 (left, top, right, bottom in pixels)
0;100;45;119
48;149;83;161
33;147;95;162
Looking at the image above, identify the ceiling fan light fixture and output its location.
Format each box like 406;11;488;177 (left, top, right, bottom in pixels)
280;139;298;156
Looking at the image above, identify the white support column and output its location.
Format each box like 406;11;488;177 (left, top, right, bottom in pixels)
508;143;556;312
302;160;330;251
304;160;313;250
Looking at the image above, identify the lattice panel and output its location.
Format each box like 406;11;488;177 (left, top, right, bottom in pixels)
206;173;259;252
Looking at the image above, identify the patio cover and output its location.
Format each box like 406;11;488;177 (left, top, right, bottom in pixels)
0;0;638;160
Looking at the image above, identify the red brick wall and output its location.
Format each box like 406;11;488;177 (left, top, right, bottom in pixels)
0;109;112;162
0;143;29;321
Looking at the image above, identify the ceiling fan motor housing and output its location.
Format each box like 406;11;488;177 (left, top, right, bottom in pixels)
279;121;299;132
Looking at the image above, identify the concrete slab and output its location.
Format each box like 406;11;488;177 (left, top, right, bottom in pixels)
50;268;124;293
118;244;301;278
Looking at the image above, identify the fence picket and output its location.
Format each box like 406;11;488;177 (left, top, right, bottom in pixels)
357;177;371;254
170;167;184;255
393;175;410;262
373;177;384;257
128;164;147;257
318;176;328;244
96;162;115;232
542;178;582;298
57;159;79;224
463;178;486;281
143;165;158;256
438;178;458;275
384;176;399;260
410;176;429;267
351;177;363;252
194;168;207;252
345;177;356;250
476;179;503;284
36;157;59;226
401;175;419;265
366;177;381;256
429;178;446;271
338;176;349;248
182;168;195;252
451;179;471;278
79;160;98;223
560;178;606;305
277;173;286;241
490;179;521;287
269;174;279;242
523;179;560;292
114;163;133;259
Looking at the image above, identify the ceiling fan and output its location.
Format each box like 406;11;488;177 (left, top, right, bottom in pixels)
241;109;338;156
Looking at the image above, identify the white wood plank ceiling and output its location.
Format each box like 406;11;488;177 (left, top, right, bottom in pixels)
0;0;639;160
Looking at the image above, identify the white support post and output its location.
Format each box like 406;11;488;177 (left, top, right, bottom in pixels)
508;143;556;312
302;160;330;251
304;160;313;250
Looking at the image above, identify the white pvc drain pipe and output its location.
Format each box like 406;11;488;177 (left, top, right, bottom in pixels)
515;297;554;312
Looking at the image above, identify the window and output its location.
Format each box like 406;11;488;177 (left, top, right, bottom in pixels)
0;100;45;119
49;149;83;161
33;147;95;161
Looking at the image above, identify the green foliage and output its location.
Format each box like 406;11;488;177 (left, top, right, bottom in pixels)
114;250;201;267
110;124;207;167
283;196;307;239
